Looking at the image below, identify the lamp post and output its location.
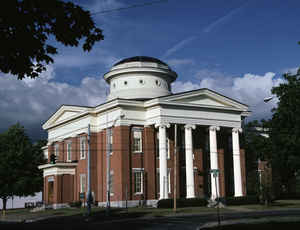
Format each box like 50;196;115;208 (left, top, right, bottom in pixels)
210;169;221;228
87;124;92;217
106;113;125;216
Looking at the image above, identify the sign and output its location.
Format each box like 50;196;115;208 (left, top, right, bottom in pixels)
210;169;220;178
47;176;54;182
79;192;85;199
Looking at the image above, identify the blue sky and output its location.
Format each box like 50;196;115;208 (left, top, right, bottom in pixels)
1;0;300;140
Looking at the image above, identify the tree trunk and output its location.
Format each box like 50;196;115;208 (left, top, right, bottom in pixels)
2;197;7;216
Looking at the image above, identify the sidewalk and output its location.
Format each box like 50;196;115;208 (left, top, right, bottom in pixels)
1;200;300;224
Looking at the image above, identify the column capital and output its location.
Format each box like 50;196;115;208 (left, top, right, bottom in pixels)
184;124;196;130
155;122;170;129
232;127;242;133
209;126;220;132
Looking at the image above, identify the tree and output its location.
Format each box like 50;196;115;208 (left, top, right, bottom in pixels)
270;68;300;194
243;120;272;200
0;0;104;79
0;124;46;213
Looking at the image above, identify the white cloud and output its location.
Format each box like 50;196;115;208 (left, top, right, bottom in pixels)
172;71;283;121
281;67;299;75
0;66;108;139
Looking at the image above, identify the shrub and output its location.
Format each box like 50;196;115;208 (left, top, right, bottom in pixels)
222;195;259;205
157;198;207;208
69;200;82;208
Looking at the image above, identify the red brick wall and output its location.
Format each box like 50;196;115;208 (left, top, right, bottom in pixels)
240;148;246;196
144;126;157;200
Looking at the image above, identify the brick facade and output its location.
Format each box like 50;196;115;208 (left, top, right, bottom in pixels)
43;125;247;206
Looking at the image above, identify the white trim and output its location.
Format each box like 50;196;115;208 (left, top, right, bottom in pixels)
66;141;72;162
80;136;86;160
42;167;76;177
80;174;86;193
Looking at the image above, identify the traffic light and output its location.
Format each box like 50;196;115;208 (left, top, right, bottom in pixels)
50;154;56;164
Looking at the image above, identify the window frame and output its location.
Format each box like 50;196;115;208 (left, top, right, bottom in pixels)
80;136;86;160
133;169;144;194
133;129;143;153
67;141;72;162
156;168;171;194
54;144;59;157
80;174;86;193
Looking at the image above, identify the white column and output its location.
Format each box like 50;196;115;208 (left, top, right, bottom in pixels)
185;124;196;198
155;123;170;199
209;126;220;200
232;127;243;197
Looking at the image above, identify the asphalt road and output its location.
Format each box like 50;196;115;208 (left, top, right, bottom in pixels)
2;209;300;230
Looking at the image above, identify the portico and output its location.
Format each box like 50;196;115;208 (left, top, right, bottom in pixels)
155;121;245;200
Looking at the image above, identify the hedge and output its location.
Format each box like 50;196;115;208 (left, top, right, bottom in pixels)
157;198;207;208
221;195;259;205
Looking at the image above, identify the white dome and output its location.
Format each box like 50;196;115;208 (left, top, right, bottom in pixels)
104;56;177;100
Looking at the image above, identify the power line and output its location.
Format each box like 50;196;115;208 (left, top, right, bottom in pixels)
91;0;168;15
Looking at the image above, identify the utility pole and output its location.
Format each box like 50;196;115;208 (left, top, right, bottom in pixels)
173;124;177;212
87;124;92;216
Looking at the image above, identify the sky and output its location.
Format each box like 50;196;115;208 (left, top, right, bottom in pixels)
1;0;300;141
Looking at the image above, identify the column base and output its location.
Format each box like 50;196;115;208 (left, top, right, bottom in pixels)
234;193;243;197
186;195;196;199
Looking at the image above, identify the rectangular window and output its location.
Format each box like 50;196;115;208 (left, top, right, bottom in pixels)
80;137;86;159
54;144;59;156
168;169;171;194
156;169;171;194
67;141;72;162
134;170;144;194
80;174;86;193
107;128;113;154
133;130;142;153
109;170;114;195
156;170;160;194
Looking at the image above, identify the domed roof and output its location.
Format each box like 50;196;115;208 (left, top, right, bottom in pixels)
113;56;169;67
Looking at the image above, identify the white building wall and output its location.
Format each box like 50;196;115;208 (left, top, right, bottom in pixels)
0;192;42;209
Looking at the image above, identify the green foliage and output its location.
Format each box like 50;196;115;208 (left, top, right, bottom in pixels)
0;0;104;79
243;120;272;195
0;123;46;210
221;195;259;205
270;69;300;194
157;198;207;208
69;200;82;208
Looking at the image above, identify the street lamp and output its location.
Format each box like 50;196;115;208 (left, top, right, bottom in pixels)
106;113;125;216
210;169;221;228
264;96;274;103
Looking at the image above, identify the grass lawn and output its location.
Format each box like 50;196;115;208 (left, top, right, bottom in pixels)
233;199;300;211
1;205;232;222
1;199;300;222
202;221;300;230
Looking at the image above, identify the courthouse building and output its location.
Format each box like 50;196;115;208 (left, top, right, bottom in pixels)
39;56;250;208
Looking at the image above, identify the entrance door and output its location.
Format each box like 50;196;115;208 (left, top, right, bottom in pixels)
48;181;54;204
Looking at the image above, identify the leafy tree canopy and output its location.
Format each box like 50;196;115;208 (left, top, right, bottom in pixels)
0;0;104;79
0;123;46;211
270;69;300;182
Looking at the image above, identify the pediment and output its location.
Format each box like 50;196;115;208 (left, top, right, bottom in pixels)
42;105;90;130
161;88;249;111
172;94;230;107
